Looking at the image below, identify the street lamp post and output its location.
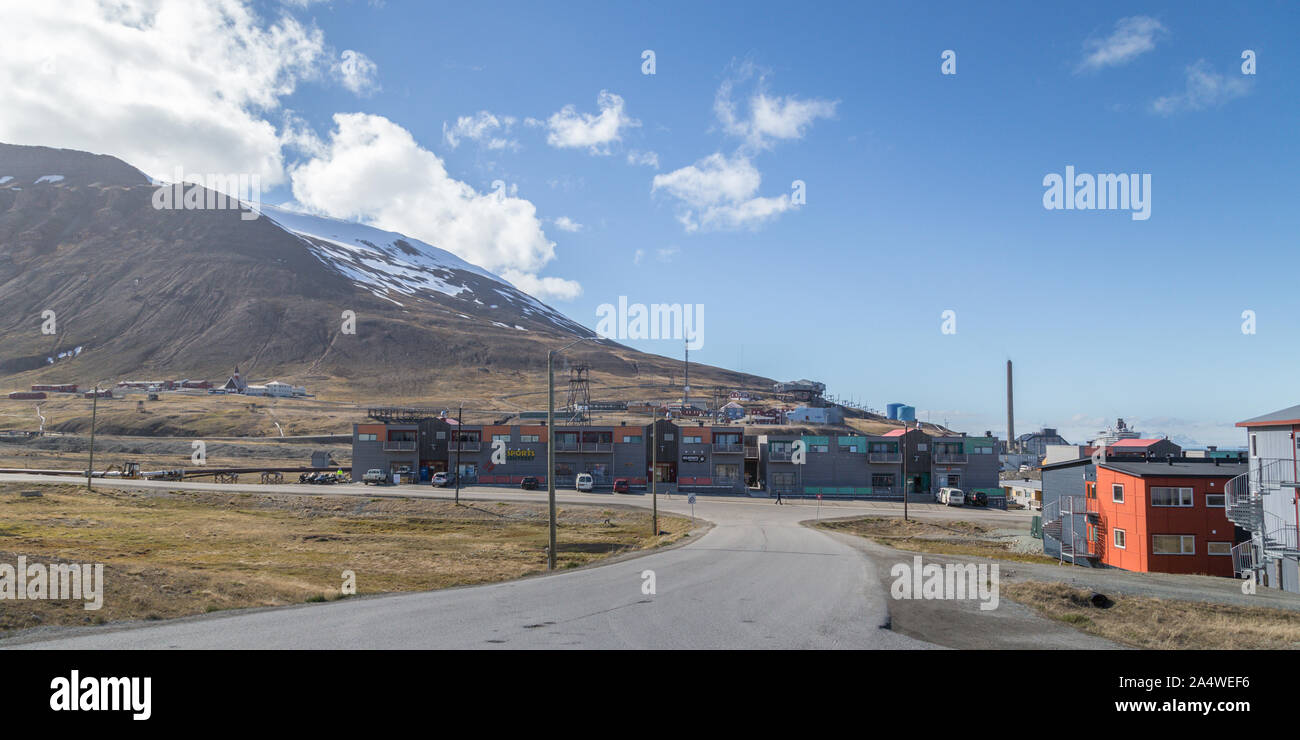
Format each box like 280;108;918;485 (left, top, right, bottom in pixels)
651;421;657;536
547;336;595;570
454;405;462;505
86;384;99;491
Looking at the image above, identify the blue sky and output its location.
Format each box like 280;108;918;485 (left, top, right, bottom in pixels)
5;1;1299;445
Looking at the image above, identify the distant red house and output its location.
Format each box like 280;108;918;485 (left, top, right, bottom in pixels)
31;384;78;393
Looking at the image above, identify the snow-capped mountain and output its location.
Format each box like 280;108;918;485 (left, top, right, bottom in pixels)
260;204;591;337
0;142;770;398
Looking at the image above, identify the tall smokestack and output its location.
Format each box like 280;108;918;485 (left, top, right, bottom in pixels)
1006;360;1015;454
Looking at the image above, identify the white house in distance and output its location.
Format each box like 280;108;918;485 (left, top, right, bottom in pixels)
244;381;307;398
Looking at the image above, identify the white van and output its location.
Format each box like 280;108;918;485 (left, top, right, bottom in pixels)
940;487;965;506
575;473;594;492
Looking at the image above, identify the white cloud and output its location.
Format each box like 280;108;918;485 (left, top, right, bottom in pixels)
656;246;679;262
627;149;659;168
552;216;582;232
1079;16;1166;71
1151;60;1251;114
442;111;519;151
336;49;379;96
0;0;327;186
545;90;638;154
290;113;580;301
633;249;645;265
651;152;792;232
498;270;583;302
714;63;837;151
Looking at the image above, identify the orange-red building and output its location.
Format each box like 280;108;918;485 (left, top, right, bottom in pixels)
1086;461;1247;578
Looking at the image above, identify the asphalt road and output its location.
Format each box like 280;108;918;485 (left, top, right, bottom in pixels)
0;474;1033;649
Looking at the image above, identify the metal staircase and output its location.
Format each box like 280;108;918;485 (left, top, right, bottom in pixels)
1042;494;1100;563
1225;459;1300;578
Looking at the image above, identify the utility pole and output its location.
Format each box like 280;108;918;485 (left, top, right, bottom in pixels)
548;352;556;570
86;384;99;491
902;435;908;522
547;336;594;571
652;420;658;536
454;404;462;505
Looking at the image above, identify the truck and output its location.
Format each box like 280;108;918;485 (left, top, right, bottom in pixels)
362;468;388;485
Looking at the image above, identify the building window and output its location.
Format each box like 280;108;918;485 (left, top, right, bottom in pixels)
1250;434;1257;456
436;431;446;440
1208;542;1232;556
683;435;702;444
1113;528;1126;549
622;435;642;444
1206;493;1225;508
810;444;828;453
492;434;511;442
917;443;928;451
357;433;377;442
520;434;539;443
714;464;739;480
1111;483;1124;503
1152;535;1195;555
663;433;674;441
1086;483;1096;500
1151;487;1193;507
871;473;895;489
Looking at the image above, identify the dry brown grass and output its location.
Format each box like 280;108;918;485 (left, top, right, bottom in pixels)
0;483;691;633
1004;581;1300;649
818;516;1058;565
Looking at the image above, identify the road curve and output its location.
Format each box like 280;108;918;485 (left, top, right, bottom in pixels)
0;475;958;649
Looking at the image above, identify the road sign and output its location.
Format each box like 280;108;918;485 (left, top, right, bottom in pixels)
687;494;697;505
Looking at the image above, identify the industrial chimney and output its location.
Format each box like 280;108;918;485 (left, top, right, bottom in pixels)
1006;360;1015;454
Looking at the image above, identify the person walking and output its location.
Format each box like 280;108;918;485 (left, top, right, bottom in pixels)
774;489;783;505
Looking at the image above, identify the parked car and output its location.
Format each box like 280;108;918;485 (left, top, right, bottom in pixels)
520;476;539;490
575;473;594;492
613;478;630;494
965;490;988;506
939;487;964;506
432;471;455;488
362;468;387;485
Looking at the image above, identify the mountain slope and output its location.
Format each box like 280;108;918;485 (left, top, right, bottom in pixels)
0;143;770;398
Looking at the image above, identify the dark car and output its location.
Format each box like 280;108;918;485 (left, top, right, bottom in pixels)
520;476;539;490
612;478;630;494
965;490;988;506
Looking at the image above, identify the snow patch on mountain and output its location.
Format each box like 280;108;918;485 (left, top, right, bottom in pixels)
259;204;591;336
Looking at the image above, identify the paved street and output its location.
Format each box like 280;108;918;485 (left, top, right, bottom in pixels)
0;475;964;649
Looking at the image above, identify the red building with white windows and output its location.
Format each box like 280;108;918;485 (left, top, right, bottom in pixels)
1083;460;1247;578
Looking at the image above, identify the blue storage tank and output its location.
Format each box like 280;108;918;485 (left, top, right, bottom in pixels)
886;403;903;420
897;405;916;422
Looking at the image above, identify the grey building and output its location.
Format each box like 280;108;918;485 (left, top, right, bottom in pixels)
756;429;1002;500
1230;405;1300;592
1013;427;1069;456
1040;457;1097;563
